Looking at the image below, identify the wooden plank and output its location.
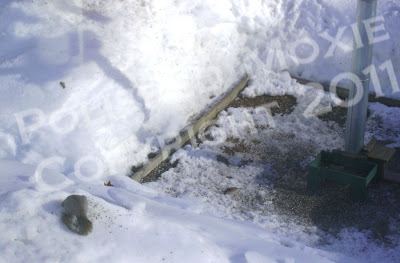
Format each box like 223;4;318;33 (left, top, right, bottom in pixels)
384;149;400;183
131;75;250;182
292;75;400;108
368;143;396;163
364;137;377;153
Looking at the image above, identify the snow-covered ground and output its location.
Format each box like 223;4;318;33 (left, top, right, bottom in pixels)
1;159;361;263
0;0;399;262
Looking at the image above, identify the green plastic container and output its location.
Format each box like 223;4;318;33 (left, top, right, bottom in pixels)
307;150;378;200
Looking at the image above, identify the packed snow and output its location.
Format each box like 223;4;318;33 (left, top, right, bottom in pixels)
0;0;399;262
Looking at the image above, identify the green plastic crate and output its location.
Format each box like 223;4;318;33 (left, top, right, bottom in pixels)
307;150;378;200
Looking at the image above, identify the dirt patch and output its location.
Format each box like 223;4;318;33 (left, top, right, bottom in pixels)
222;137;252;156
318;106;348;126
261;145;400;243
229;94;297;116
271;176;400;243
318;106;371;127
139;158;179;183
130;150;179;183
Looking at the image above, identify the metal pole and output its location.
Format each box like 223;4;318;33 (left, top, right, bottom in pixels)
345;0;377;154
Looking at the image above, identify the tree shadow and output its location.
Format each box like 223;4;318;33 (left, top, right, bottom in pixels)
81;30;150;120
0;4;150;120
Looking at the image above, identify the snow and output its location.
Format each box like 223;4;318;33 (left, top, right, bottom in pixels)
367;102;400;148
0;0;399;262
0;159;356;263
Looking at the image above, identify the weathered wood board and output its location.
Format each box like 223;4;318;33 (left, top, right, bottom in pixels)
131;75;249;182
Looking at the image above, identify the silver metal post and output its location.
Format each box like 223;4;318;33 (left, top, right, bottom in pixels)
345;0;377;154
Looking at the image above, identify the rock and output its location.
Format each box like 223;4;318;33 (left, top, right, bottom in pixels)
224;187;241;195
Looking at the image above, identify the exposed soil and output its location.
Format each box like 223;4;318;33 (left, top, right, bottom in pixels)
229;94;297;116
318;105;371;127
318;106;348;126
140;158;179;183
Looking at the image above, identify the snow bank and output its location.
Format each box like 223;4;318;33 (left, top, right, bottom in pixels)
0;0;247;175
1;0;399;176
